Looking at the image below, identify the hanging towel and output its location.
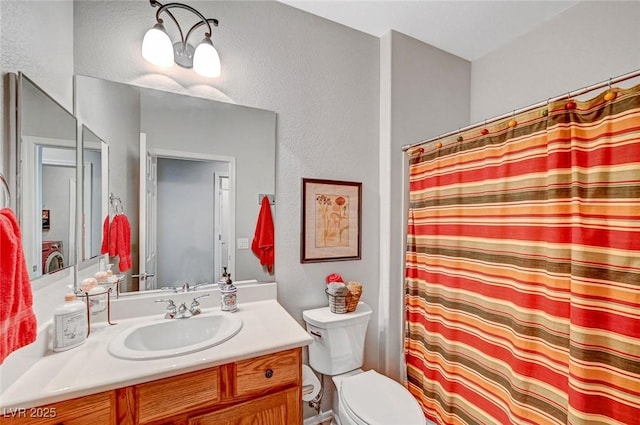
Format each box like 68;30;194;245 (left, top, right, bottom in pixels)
0;208;37;364
100;215;110;255
108;214;132;273
251;196;275;273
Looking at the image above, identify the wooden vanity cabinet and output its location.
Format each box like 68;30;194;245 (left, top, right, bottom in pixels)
1;391;117;425
2;348;302;425
119;347;302;425
188;386;300;425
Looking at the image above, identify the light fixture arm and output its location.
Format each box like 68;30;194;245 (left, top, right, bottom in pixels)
143;0;222;77
149;0;218;45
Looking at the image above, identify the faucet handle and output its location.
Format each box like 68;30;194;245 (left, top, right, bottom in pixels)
190;294;210;315
155;299;177;319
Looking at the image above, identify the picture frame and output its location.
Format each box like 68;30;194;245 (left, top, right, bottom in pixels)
42;209;50;231
301;178;362;263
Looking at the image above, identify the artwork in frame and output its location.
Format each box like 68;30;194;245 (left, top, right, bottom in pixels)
42;209;50;231
301;178;362;263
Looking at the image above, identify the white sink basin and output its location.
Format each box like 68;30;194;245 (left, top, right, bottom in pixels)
108;313;243;360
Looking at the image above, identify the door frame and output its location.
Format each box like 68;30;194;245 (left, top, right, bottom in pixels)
139;142;236;289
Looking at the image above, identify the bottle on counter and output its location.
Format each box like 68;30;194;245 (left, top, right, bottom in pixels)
217;266;229;288
53;293;88;352
220;274;238;312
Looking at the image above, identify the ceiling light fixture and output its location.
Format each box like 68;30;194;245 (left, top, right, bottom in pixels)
142;0;221;78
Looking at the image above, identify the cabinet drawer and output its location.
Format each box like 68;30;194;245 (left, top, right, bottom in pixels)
136;367;220;424
1;391;115;425
188;386;301;425
234;348;301;397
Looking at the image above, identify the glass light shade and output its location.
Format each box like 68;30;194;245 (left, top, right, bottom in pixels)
142;23;174;68
193;38;221;78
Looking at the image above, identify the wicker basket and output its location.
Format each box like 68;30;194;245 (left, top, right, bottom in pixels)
326;288;362;313
326;289;348;314
345;290;361;312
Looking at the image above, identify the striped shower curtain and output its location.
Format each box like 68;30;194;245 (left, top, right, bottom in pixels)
405;83;640;425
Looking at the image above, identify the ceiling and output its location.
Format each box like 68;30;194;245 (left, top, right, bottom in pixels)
279;1;579;61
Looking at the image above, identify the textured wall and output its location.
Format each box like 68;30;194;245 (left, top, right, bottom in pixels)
379;31;470;381
1;0;75;203
73;0;382;370
471;1;640;122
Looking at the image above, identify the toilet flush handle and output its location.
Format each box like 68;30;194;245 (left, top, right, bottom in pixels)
309;330;322;338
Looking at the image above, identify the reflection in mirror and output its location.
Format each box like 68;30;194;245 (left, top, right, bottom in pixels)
81;125;108;260
17;73;77;280
74;75;276;293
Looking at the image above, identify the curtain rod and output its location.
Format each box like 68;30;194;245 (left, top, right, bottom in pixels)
402;68;640;152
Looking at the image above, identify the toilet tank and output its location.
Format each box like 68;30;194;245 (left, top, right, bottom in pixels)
303;302;372;375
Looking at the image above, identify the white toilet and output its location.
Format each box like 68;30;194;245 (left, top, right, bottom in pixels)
303;302;426;425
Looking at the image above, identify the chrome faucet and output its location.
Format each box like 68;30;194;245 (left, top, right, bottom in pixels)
190;294;210;315
155;294;210;319
155;299;177;319
176;301;193;319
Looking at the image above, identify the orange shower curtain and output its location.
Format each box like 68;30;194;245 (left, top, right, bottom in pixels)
404;83;640;424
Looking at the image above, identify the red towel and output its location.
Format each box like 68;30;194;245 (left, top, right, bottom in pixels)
0;208;37;364
100;215;109;255
251;196;274;274
108;214;132;272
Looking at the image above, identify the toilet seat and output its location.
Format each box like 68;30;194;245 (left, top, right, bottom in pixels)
339;370;425;425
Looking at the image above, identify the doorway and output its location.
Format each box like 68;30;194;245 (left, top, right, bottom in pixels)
155;157;230;287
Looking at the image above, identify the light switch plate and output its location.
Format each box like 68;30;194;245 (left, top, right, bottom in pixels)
237;238;249;249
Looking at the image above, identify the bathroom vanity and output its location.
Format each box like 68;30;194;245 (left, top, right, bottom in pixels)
2;348;301;424
1;288;313;425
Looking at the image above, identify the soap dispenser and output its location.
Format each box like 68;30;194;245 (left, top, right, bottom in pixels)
52;293;88;352
217;267;229;288
220;274;238;312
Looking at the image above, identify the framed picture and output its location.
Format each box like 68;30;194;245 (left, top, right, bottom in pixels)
301;178;362;263
42;209;50;231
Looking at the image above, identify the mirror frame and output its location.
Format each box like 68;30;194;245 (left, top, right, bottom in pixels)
81;124;109;262
13;72;81;282
74;75;277;292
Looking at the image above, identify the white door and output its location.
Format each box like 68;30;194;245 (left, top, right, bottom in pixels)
214;173;230;278
138;133;157;291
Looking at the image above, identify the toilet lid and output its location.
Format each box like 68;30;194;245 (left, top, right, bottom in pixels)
340;370;425;425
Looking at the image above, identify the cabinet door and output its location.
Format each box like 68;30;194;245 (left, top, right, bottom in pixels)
188;386;301;425
1;391;115;425
134;367;220;424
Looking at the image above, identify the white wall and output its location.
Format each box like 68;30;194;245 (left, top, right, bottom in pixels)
471;1;640;122
72;0;382;370
0;1;74;110
74;74;142;290
1;0;74;205
379;31;470;381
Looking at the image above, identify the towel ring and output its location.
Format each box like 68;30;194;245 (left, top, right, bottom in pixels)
0;172;10;208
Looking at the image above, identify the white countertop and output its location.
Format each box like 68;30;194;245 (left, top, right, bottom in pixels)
1;299;313;409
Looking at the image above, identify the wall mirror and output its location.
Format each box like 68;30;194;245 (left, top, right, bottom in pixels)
74;75;276;293
81;125;108;261
15;73;78;281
